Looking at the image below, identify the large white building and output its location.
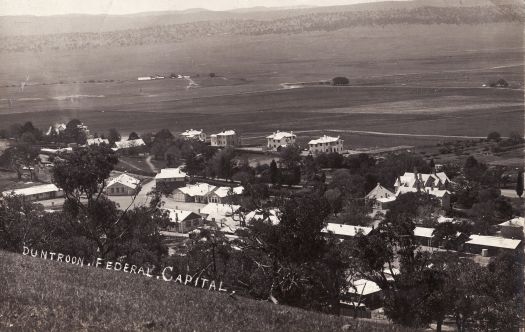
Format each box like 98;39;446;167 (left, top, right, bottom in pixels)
266;131;296;150
180;129;206;142
2;184;63;201
308;135;344;155
210;130;241;147
154;167;187;186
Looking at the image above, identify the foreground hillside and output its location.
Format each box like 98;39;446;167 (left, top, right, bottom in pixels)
0;250;417;331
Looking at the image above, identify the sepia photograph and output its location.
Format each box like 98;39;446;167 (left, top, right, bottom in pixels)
0;0;523;331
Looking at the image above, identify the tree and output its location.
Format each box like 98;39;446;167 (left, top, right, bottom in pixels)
279;144;302;170
332;76;349;85
207;147;236;180
107;128;121;146
516;170;524;198
1;144;39;180
52;145;168;262
269;159;279;184
63;119;87;145
487;131;501;141
128;132;140;140
209;72;216;78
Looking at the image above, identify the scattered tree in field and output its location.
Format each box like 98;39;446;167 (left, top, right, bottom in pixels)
128;131;140;140
107;128;121;146
209;72;216;78
487;131;501;141
516;170;524;198
332;76;349;85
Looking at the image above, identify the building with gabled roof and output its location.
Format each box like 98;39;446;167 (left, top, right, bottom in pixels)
180;129;206;142
206;186;244;204
266;131;296;150
105;174;140;196
366;183;396;210
173;182;217;203
200;203;242;234
210;130;241;147
394;171;450;192
308;135;344;155
162;208;203;233
245;209;281;225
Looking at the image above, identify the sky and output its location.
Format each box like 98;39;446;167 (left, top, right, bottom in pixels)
0;0;399;16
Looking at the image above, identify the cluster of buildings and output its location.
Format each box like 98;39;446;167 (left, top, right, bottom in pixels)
366;171;451;211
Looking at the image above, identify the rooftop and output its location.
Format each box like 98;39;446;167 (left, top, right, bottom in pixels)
178;183;217;197
114;138;145;150
499;217;525;228
106;174;140;190
346;279;382;296
2;183;60;197
211;130;237;137
163;208;199;223
266;131;296;140
308;135;341;145
466;235;522;250
322;223;373;237
211;186;244;198
155;167;187;180
180;129;204;137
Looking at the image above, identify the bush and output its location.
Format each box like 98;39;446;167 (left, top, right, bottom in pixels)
487;132;501;141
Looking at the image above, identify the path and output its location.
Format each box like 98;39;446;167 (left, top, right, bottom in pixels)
145;155;157;173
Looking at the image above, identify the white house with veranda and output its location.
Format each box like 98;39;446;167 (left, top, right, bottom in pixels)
266;131;296;150
308;135;344;155
105;174;140;196
210;130;241;147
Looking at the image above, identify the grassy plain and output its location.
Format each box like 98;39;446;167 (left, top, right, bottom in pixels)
0;23;522;149
0;250;419;331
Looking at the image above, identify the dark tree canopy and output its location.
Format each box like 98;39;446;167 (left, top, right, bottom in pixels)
332;76;349;85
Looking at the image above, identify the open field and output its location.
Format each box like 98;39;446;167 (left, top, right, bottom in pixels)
0;250;420;331
0;23;522;149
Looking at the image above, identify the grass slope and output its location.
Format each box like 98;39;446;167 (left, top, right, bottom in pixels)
0;250;418;331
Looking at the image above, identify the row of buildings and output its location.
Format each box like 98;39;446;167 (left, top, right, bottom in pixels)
182;128;344;155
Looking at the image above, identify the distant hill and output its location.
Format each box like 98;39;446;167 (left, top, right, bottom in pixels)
0;0;522;37
0;250;419;331
0;0;522;53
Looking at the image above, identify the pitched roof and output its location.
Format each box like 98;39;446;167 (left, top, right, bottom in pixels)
308;135;341;145
114;138;145;150
200;203;241;218
466;235;521;250
155;167;187;180
106;174;140;190
178;183;216;197
322;223;373;237
346;279;382;296
210;186;244;198
499;217;525;228
163;208;200;223
414;227;435;239
2;184;60;197
266;131;296;140
366;183;395;200
180;129;204;137
211;130;236;137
